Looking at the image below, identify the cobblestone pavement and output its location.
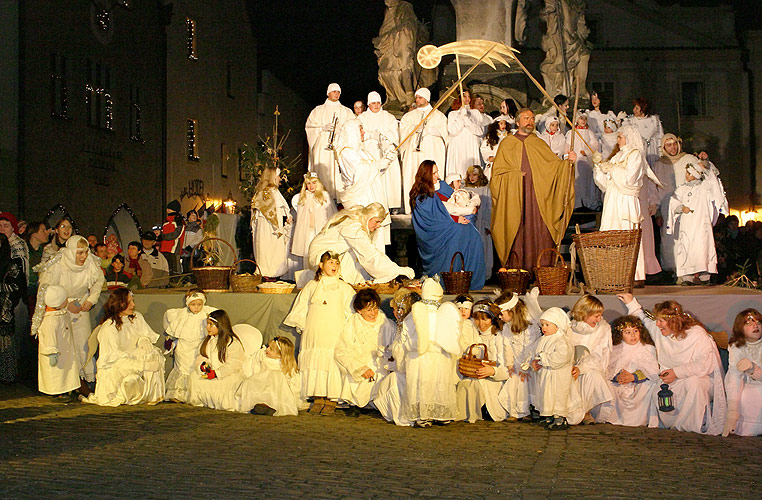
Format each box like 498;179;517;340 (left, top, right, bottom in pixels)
1;382;760;500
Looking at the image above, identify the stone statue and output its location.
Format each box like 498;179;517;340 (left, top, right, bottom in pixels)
540;0;591;104
451;0;525;46
373;0;437;113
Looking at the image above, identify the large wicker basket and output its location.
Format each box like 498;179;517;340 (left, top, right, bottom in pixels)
572;229;641;294
497;251;531;295
230;259;262;293
442;252;472;295
191;237;236;292
535;248;570;295
457;343;497;378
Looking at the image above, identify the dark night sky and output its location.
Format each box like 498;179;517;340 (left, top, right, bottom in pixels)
247;0;760;108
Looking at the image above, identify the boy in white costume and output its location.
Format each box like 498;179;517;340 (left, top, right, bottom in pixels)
397;277;460;427
37;285;81;396
724;309;762;436
538;117;566;159
359;91;402;210
531;307;574;430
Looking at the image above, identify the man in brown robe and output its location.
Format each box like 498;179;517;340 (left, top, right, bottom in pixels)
490;108;576;271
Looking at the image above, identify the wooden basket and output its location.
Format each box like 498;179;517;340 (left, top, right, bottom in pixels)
230;259;262;293
571;229;641;294
457;343;497;378
535;248;570;295
191;237;236;292
497;251;531;295
441;251;472;295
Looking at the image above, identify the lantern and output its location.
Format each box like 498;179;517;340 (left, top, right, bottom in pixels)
223;192;236;214
658;383;674;412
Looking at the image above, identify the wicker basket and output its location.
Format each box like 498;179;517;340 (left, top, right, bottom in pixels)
191;237;237;292
497;251;531;295
535;248;570;295
442;251;472;295
257;282;296;294
230;259;263;293
457;343;497;378
571;229;641;294
351;281;401;295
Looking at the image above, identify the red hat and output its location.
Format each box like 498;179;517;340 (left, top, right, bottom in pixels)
0;212;19;234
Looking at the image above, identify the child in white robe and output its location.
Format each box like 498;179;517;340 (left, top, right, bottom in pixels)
497;290;542;421
619;294;726;435
666;163;718;285
724;309;762;436
334;288;396;414
37;285;81;396
237;336;302;416
531;307;574;430
565;112;601;210
599;119;619;161
284;250;355;415
464;165;493;277
606;315;659;427
539;117;566;159
567;295;615;425
291;173;337;270
252;166;291;279
84;288;165;406
453;293;481;422
188;310;246;412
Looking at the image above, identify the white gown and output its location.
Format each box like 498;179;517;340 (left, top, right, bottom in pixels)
187;337;246;411
290;192;336;263
539;130;566;159
605;341;659;427
375;320;414;426
252;188;291;278
85;313;165;406
587;109;617;140
464;185;493;277
399;105;448;213
359;107;401;209
498;321;541;418
305;99;354;199
667;179;718;277
479;132;507;180
236;347;303;416
37;309;81;395
566;128;601;210
533;331;574;418
446;107;485;178
726;340;762;436
623;115;664;166
455;318;483;423
163;305;216;402
283;275;355;400
567;319;615;424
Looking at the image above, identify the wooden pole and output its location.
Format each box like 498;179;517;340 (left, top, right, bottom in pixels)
455;54;464;103
559;76;581;248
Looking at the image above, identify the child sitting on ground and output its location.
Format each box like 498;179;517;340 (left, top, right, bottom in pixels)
724;308;762;436
237;336;302;416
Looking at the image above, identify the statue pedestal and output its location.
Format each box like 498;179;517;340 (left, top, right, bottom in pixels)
440;57;528;114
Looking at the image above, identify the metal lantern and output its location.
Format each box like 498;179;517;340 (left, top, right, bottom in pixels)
658;383;675;412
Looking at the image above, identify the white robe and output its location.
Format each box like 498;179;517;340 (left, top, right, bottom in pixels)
236;347;303;416
726;339;762;436
498;321;541;418
533;331;574;417
566;128;601;210
37;309;81;395
479;132;507;180
567;319;615;424
667;180;718;277
455;318;483;423
464;185;493;278
359;108;402;209
163;305;216;402
283;275;355;399
252;189;291;278
399;105;448;213
539;130;566;159
600;132;618;160
291;192;336;261
188;337;246;411
623;115;664;166
334;312;396;407
307;220;413;285
375;320;414;426
305;99;354;199
587;109;617;140
606;341;659;427
446;107;485;178
85;313;165;407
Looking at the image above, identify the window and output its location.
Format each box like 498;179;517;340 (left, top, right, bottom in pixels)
50;53;69;119
186;18;197;60
85;59;113;130
590;81;615;109
226;62;234;98
681;81;705;117
129;85;143;143
187;119;199;161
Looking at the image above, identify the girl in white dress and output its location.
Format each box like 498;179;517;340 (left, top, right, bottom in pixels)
606;315;658;427
567;295;615;425
291;173;336;269
37;285;80;396
252;166;291;279
599;119;619;160
163;289;216;402
453;293;480;422
531;307;574;430
724;309;762;436
566;112;601;210
284;251;355;415
188;310;246;412
480;119;509;179
539;117;567;159
84;289;165;406
464;165;493;278
237;336;302;417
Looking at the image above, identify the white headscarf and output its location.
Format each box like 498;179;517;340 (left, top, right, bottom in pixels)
186;291;207;307
540;307;570;335
617;125;646;156
63;235;90;273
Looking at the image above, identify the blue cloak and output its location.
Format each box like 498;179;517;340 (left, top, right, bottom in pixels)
411;182;486;290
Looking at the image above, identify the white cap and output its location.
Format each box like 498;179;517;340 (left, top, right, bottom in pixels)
415;88;431;102
445;173;462;185
44;285;68;308
326;83;341;95
367;91;382;104
539;307;569;333
421;277;444;301
546;116;559;125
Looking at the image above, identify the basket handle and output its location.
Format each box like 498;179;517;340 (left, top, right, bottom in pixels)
449;251;466;272
191;237;237;270
507;250;521;269
536;247;566;269
230;258;261;277
466;343;489;362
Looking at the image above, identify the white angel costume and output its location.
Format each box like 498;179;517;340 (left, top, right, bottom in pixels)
85;312;165;406
37;286;80;395
359;93;402;209
283;274;355;400
587;109;617;141
455;314;483;423
498;320;541;419
606;341;659;427
291;183;337;268
237;346;302;416
567;318;615;424
252;184;291;278
539;122;567;160
187;336;246;411
445;105;485;178
533;308;574;418
726;336;762;436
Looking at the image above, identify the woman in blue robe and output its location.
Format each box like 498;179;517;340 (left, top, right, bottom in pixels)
410;160;486;290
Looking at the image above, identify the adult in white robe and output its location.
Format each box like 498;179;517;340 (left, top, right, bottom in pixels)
606;340;659;427
37;286;80;396
725;312;762;436
567;317;615;424
252;178;291;278
624;297;726;435
399;88;448;213
565;116;601;210
305;83;354;199
188;336;246;412
33;235;104;382
307;204;413;285
445;92;485;179
359;91;402;210
622;106;664;167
